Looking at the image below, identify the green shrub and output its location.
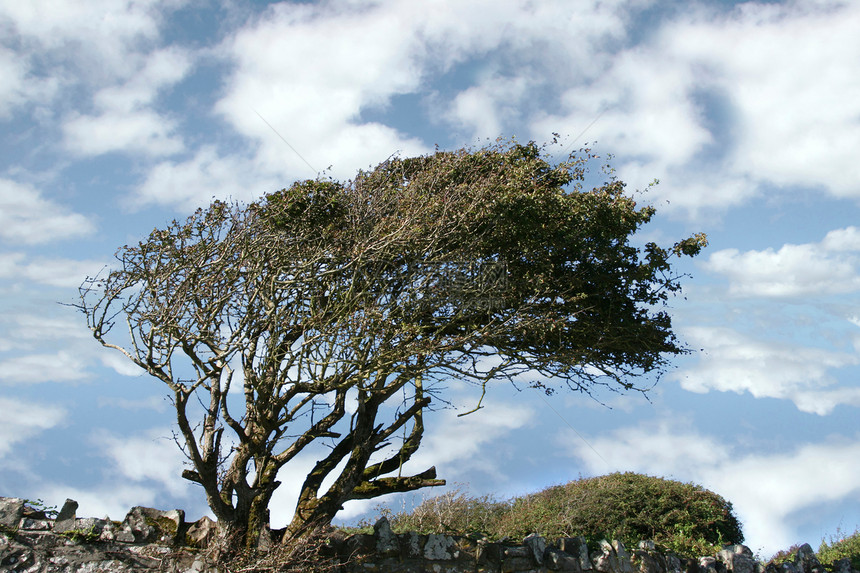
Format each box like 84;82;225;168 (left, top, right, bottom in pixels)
817;527;860;570
493;472;743;557
387;488;510;538
373;473;743;558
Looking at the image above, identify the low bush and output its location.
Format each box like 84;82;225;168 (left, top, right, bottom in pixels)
381;472;744;558
387;488;510;538
817;527;860;570
493;472;743;557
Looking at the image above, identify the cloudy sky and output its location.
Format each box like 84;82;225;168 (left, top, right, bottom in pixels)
2;0;859;557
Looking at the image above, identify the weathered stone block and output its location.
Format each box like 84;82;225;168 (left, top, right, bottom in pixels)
374;516;399;557
718;545;756;573
633;548;665;573
502;554;541;573
547;545;583;572
525;533;548;565
559;536;593;571
346;532;376;556
478;539;504;566
185;515;216;548
117;506;184;544
0;497;25;529
424;533;456;560
398;530;424;558
20;517;51;531
52;498;79;533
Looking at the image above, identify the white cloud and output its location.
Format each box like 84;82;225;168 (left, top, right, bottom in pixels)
662;2;860;201
0;252;106;288
62;47;192;158
0;397;66;458
674;326;860;415
0;313;91;353
63;109;185;158
530;2;860;214
211;0;633;193
98;428;191;498
96;395;166;412
567;419;860;556
0;179;95;244
99;350;148;377
213;1;430;183
2;313;91;341
0;45;57;117
405;399;534;480
704;227;860;298
445;75;529;139
133;146;283;211
0;350;89;384
0;0;185;80
39;483;166;523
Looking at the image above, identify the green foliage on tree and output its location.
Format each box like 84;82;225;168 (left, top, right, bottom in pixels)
79;140;705;553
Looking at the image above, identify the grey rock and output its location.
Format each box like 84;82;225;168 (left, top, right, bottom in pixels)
524;533;547;565
477;538;504;566
400;530;423;558
424;533;455;560
186;515;216;548
0;497;25;529
833;558;855;573
74;517;109;535
118;506;184;544
666;553;684;573
794;543;823;573
614;540;634;573
701;556;720;573
718;545;756;573
374;516;399;557
52;498;79;533
20;517;51;531
547;545;584;572
559;536;594;571
594;540;622;573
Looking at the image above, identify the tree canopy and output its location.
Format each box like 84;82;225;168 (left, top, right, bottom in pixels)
79;140;706;552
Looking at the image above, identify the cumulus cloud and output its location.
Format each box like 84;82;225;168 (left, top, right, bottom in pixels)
704;227;860;298
98;428;192;498
0;252;106;288
567;419;860;555
0;45;57;117
0;179;95;244
674;326;860;415
0;350;90;384
132;146;284;211
0;311;112;385
212;1;430;183
0;0;186;79
62;47;191;157
0;397;66;458
39;483;167;523
203;0;631;206
404;399;534;480
529;2;860;215
0;313;91;353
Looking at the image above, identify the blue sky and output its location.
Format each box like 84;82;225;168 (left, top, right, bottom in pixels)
1;0;859;557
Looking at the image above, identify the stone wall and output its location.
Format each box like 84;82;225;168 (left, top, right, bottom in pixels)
1;496;858;573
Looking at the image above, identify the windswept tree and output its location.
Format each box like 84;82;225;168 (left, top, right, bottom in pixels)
79;141;706;552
